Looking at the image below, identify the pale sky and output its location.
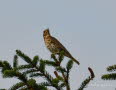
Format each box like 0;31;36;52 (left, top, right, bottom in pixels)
0;0;116;90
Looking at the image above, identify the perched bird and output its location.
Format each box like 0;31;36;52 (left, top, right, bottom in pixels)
43;29;80;65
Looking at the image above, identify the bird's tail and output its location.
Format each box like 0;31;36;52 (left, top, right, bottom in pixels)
71;57;80;65
64;50;80;65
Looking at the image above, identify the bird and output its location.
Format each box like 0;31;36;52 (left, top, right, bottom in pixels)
43;28;80;65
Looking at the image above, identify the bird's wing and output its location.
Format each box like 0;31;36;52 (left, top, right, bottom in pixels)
51;36;80;65
51;36;73;58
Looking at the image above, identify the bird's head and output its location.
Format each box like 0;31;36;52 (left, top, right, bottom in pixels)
43;28;51;37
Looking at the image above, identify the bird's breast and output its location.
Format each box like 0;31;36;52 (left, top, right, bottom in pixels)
44;38;51;46
44;38;59;54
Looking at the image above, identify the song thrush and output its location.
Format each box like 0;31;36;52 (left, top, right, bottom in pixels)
43;29;80;65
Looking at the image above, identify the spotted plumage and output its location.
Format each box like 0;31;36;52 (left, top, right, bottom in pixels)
43;29;80;65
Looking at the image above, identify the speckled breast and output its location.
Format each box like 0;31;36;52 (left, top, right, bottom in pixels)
44;38;59;54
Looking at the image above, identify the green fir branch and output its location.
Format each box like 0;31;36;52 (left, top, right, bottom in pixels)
51;54;58;62
38;82;52;87
17;64;33;70
107;65;116;72
16;50;32;64
59;82;66;88
66;60;73;79
66;60;73;71
102;73;116;80
1;61;13;75
56;66;67;73
43;60;58;67
39;60;45;72
78;76;91;90
18;87;28;90
23;69;38;75
0;61;4;68
13;55;18;68
3;70;27;83
32;56;39;66
102;64;116;81
30;73;43;77
0;50;95;90
58;51;64;63
27;79;47;90
3;61;12;70
44;71;54;82
78;67;95;90
10;82;26;90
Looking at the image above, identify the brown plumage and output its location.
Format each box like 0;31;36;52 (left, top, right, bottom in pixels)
43;29;80;65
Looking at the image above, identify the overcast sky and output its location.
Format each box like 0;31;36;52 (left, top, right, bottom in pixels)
0;0;116;90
